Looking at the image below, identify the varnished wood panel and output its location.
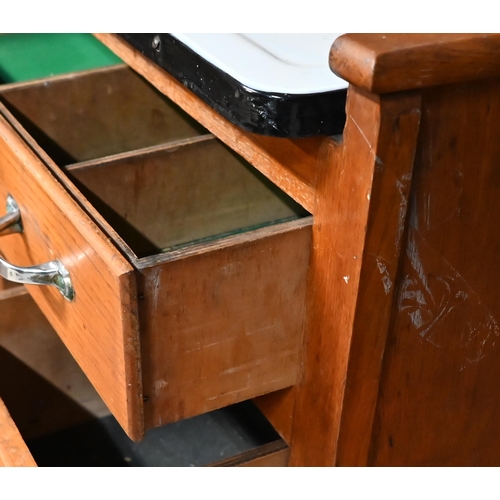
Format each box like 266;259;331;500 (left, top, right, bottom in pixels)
0;111;143;440
290;87;421;466
0;400;36;467
330;34;500;94
370;79;500;466
94;33;320;212
138;219;311;428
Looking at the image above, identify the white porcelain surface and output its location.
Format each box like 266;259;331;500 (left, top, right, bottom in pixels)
171;33;347;94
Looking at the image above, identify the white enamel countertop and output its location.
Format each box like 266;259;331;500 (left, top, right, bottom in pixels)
171;33;347;95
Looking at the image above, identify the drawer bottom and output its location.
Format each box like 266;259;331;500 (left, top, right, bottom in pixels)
27;401;283;467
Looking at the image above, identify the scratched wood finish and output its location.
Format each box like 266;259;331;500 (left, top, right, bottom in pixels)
330;34;500;94
0;400;36;467
368;78;500;466
289;87;421;466
0;65;207;165
0;111;143;440
94;33;320;212
138;219;311;428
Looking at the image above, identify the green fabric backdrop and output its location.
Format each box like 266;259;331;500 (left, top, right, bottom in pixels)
0;34;121;83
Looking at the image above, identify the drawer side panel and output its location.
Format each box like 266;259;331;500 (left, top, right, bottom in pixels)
139;223;311;429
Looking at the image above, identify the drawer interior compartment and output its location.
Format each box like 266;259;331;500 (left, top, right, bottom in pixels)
0;65;208;165
67;137;309;258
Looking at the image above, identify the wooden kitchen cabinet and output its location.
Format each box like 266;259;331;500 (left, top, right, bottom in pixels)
2;33;500;466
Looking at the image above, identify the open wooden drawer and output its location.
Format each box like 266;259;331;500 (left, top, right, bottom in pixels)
0;65;312;440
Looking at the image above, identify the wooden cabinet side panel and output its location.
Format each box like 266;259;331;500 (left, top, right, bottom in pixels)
0;116;143;439
290;88;421;466
139;224;311;429
370;79;500;466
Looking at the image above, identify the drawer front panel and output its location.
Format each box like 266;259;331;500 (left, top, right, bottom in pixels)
140;221;311;428
0;115;143;440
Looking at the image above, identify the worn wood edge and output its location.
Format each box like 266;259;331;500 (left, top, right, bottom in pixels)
335;91;422;465
119;269;144;441
136;216;313;270
330;34;500;94
0;106;145;440
65;134;215;172
0;400;37;467
94;33;317;213
0;63;128;93
207;440;289;467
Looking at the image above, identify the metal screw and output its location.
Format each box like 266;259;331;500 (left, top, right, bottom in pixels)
152;35;161;52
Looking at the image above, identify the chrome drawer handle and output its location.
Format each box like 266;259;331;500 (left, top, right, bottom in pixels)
0;195;74;301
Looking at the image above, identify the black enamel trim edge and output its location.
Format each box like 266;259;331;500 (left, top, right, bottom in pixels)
118;33;347;138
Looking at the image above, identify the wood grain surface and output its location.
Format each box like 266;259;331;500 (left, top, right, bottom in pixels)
0;399;36;467
0;110;143;440
289;87;421;466
369;78;500;466
330;33;500;94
